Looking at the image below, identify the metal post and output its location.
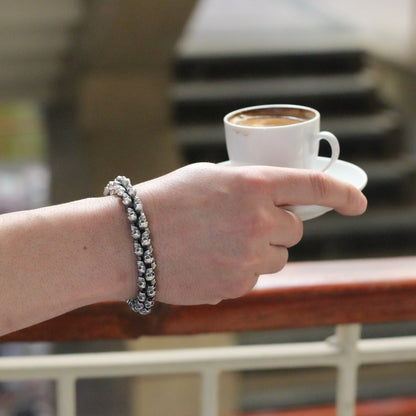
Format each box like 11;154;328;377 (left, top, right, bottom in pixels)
333;324;362;416
57;375;76;416
201;367;219;416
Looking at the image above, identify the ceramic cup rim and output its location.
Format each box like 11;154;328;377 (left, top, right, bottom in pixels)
224;104;320;130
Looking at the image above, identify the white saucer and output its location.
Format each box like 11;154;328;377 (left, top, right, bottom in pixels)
218;157;367;221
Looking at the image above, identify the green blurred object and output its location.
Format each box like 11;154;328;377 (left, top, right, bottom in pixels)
0;100;47;162
0;101;50;213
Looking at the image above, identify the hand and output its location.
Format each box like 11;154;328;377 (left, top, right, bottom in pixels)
135;163;367;306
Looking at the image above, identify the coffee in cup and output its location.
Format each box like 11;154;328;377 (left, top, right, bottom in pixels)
224;104;339;172
227;107;312;127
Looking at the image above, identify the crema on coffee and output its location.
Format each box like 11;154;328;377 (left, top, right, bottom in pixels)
227;107;315;127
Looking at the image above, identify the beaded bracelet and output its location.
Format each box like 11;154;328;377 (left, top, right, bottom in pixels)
104;176;156;315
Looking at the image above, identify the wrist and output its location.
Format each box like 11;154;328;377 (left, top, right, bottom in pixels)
90;196;138;303
104;176;157;314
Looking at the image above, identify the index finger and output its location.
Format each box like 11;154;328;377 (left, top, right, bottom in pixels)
264;167;367;216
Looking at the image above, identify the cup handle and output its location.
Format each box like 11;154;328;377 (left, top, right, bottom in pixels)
316;131;340;172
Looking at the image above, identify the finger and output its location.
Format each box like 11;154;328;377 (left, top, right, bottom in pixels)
258;245;289;275
260;167;367;216
269;207;303;248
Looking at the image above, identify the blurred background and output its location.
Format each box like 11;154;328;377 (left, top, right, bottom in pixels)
0;0;416;415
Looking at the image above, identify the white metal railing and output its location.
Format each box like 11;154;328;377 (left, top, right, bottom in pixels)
1;323;416;416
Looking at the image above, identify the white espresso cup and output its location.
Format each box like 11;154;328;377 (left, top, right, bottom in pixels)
224;104;340;171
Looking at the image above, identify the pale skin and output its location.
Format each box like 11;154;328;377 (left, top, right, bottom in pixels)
0;163;367;336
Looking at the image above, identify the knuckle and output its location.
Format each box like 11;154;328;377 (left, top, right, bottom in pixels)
289;216;304;247
248;211;270;238
238;246;261;272
344;184;358;210
228;284;246;299
276;247;289;271
308;171;331;200
241;275;259;295
268;247;289;274
234;169;268;195
261;249;289;276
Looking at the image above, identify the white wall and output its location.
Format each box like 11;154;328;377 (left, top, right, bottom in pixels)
179;0;415;64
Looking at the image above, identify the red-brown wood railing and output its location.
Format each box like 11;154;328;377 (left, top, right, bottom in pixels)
2;256;416;416
3;256;416;342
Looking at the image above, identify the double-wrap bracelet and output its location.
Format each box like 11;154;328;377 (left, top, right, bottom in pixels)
104;176;156;315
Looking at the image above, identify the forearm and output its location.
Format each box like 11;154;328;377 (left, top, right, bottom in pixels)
0;196;136;336
0;163;367;336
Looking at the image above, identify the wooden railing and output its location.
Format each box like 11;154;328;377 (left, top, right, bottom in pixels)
3;256;416;343
2;256;416;416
